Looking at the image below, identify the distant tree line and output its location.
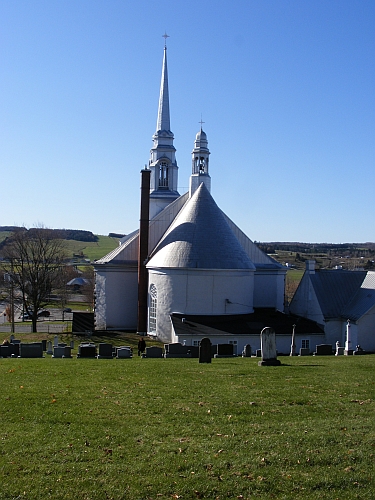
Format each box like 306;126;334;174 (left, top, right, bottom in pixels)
0;227;98;244
257;242;375;256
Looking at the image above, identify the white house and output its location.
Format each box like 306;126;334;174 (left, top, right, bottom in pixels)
289;261;375;352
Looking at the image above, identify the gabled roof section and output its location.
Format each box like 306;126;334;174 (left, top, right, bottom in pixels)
147;183;256;270
344;271;375;321
310;270;367;319
94;192;188;265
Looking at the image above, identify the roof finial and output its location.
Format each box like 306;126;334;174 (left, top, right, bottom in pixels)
162;32;170;48
199;115;205;131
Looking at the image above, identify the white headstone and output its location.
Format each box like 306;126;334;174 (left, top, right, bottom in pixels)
54;335;59;347
259;327;281;366
46;340;53;355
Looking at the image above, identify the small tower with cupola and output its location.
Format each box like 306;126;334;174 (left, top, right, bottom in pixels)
189;123;211;197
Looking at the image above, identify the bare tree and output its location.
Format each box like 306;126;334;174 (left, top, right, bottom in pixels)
2;228;67;332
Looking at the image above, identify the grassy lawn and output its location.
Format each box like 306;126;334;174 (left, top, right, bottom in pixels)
0;355;374;499
64;235;120;261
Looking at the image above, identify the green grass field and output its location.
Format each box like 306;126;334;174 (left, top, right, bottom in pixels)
0;354;374;499
64;235;120;261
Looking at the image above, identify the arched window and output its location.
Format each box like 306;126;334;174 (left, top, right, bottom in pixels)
149;284;157;333
158;161;169;188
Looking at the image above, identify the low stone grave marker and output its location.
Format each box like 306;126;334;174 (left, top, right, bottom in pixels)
164;343;191;358
63;346;72;358
199;337;212;363
116;347;132;358
258;327;281;366
52;346;65;358
98;343;113;359
77;343;97;358
242;344;252;357
46;341;53;355
19;342;44;358
214;344;234;358
299;348;310;356
1;345;11;358
143;346;163;358
314;344;333;356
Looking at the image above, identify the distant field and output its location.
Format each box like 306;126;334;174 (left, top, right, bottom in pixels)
64;235;120;261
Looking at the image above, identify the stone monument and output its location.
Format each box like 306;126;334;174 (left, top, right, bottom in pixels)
258;327;281;366
199;337;212;363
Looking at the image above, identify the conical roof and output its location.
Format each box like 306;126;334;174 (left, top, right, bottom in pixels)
147;183;256;270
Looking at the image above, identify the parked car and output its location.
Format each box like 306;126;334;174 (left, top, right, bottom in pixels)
19;312;33;320
37;310;50;318
63;307;72;313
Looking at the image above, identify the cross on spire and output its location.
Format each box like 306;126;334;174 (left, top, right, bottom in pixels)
162;32;170;47
199;116;205;130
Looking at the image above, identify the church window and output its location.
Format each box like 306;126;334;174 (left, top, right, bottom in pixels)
158;161;169;188
193;340;199;347
149;284;157;333
301;339;310;349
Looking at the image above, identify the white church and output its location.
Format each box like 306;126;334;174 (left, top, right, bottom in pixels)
94;41;335;354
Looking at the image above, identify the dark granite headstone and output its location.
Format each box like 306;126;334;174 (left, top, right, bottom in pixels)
77;343;97;358
19;342;44;358
52;346;65;358
1;345;11;358
10;343;20;357
116;347;132;358
242;344;252;357
299;348;310;356
199;337;212;363
214;344;234;358
143;346;163;358
314;344;333;356
63;346;72;358
42;339;47;351
164;343;191;358
98;343;113;359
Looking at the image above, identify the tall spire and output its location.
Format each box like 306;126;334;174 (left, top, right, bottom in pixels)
156;34;171;133
148;34;179;219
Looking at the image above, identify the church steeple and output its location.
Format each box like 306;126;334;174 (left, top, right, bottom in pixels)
148;33;179;220
189;122;211;197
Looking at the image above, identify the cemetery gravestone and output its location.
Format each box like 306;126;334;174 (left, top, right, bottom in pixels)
63;346;72;358
98;343;113;359
242;344;252;357
144;346;163;358
164;343;191;358
46;341;53;355
258;327;281;366
199;337;212;363
77;343;97;358
214;344;234;358
299;348;310;356
52;346;65;358
116;347;132;358
314;344;333;356
19;342;44;358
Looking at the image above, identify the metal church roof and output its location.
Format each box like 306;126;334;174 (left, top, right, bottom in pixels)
147;182;256;270
310;270;367;319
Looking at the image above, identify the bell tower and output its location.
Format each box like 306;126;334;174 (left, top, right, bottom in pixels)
189;122;211;197
148;34;179;219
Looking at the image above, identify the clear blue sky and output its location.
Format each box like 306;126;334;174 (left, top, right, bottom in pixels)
1;0;374;243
